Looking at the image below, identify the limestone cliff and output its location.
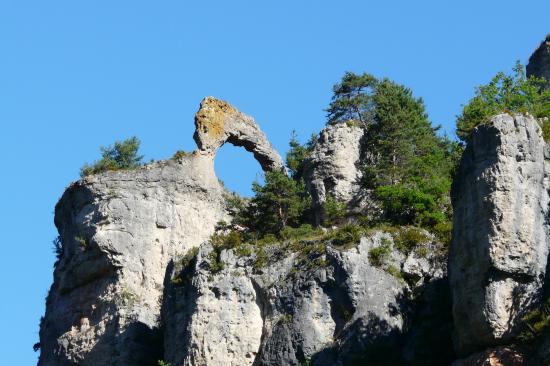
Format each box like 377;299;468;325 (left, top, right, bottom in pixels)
39;97;283;365
449;114;550;361
163;231;450;366
303;122;368;225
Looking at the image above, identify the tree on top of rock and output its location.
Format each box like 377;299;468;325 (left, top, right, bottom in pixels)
456;61;550;142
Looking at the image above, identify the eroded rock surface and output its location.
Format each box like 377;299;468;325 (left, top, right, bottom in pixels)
163;232;451;366
449;114;550;356
39;98;283;366
304;123;366;224
194;96;285;172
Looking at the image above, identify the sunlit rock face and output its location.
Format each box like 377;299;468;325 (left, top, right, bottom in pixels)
449;114;550;356
162;232;447;366
38;97;283;366
304;122;368;225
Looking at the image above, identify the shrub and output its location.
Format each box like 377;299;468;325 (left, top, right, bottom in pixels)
280;224;321;241
80;136;143;177
172;150;191;160
518;297;550;343
457;61;550;141
330;224;363;247
241;171;312;236
323;194;347;226
171;247;199;286
368;238;391;267
392;226;430;255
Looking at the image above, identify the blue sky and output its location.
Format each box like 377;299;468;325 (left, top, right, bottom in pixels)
1;1;549;364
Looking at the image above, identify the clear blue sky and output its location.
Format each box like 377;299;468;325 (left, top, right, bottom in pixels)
1;1;549;364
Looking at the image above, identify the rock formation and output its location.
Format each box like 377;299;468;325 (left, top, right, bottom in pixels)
527;34;550;89
449;114;550;356
194;97;284;172
40;39;550;364
38;97;283;365
303;123;367;225
163;232;448;366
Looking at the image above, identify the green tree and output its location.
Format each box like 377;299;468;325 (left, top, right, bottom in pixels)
363;79;457;227
327;72;459;229
326;72;378;125
242;171;311;236
286;131;316;181
81;137;143;177
456;61;550;141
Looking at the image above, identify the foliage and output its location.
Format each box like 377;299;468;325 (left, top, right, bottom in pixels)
392;226;431;256
329;224;364;247
80;136;143;177
456;61;550;141
280;224;322;241
74;235;88;249
158;360;172;366
368;238;392;267
240;171;312;237
286;131;316;181
518;297;550;343
326;71;378;125
171;247;199;286
323;194;347;226
172;150;191;161
360;77;457;230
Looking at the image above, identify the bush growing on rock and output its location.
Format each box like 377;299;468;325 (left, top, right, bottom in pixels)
456;61;550;141
327;72;459;233
80;136;143;177
239;171;312;237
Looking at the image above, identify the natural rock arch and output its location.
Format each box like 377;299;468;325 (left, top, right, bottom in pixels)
193;97;285;172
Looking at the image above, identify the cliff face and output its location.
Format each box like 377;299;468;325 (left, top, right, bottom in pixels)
39;98;283;365
449;114;550;356
163;232;449;366
303;123;367;225
40;38;550;365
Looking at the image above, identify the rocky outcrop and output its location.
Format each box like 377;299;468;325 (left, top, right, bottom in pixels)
304;123;367;224
194;97;285;172
163;232;451;366
527;35;550;89
449;114;550;356
39;98;283;365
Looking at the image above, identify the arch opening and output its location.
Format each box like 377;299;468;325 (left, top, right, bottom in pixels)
214;143;265;198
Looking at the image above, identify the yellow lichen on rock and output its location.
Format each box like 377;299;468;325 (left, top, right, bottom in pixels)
195;97;238;141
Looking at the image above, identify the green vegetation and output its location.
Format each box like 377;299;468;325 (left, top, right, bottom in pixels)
74;235;88;250
171;247;199;286
203;72;458;274
456;61;550;141
518;297;550;343
157;360;172;366
172;150;191;161
323;194;346;226
80;136;143;177
326;71;378;126
368;238;391;267
392;226;431;256
286;131;316;181
327;72;459;237
238;171;312;237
